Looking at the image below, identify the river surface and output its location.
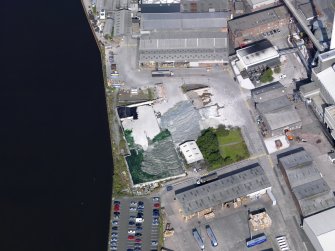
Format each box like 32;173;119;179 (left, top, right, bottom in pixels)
1;1;113;251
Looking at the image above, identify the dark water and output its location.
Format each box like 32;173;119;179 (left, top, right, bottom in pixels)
1;1;113;251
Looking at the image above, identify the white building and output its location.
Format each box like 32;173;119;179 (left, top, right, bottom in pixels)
179;141;204;164
247;0;278;10
236;40;280;72
303;207;335;251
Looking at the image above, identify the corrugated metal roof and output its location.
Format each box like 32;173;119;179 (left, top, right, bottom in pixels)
141;12;229;31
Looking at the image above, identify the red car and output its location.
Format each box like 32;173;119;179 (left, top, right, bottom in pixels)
135;239;142;243
128;235;135;240
154;203;160;208
114;204;120;212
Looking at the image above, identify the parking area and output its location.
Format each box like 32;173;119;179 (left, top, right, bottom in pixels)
109;197;161;251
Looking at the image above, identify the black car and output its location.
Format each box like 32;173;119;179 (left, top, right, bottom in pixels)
129;221;135;226
135;223;142;227
135;233;142;237
112;226;118;231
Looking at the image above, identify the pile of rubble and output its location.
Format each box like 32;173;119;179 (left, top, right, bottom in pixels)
249;211;272;231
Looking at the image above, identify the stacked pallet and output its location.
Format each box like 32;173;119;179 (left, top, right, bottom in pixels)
249;212;272;231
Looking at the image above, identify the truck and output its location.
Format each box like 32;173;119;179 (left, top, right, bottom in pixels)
246;234;267;248
192;228;204;250
151;70;174;77
206;225;218;247
196;172;218;185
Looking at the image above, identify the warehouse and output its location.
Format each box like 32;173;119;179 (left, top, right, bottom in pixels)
140;12;229;33
262;107;302;137
235;40;280;73
180;0;230;13
179;141;204;164
139;31;229;67
175;163;272;218
303;207;335;251
251;81;286;103
140;0;181;13
277;148;335;218
228;5;290;48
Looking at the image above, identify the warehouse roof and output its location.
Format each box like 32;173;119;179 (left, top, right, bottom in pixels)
113;10;131;37
304;207;335;251
263;106;301;131
293;179;335;217
278;148;335;217
141;12;229;31
251;81;286;103
175;163;271;216
139;31;228;62
256;96;291;114
317;66;335;100
228;5;290;36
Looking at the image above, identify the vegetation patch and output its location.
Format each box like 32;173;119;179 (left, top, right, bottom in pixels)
274;66;281;74
260;68;274;83
126;149;156;184
197;126;250;171
152;129;171;143
124;129;135;148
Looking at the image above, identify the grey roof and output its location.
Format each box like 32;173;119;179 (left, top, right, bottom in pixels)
114;10;132;37
228;5;290;36
139;31;228;63
180;0;229;12
263;106;301;131
293;179;335;217
237;40;273;57
251;82;286;103
141;12;229;31
278;148;335;217
175;163;271;216
256;95;291;114
299;82;319;95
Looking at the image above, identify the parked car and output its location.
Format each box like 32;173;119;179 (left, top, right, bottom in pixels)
113;212;120;219
135;239;142;243
130;201;137;206
112;226;118;231
111;232;118;237
114;204;120;212
279;74;287;79
111;237;118;242
114;200;120;205
151;241;158;246
153;209;160;217
129;221;135;226
136;227;143;231
135;232;142;237
152;218;159;225
153;203;160;208
129;216;136;221
136;223;142;227
128;235;135;240
152;197;160;202
128;230;136;234
130;207;137;211
112;220;118;225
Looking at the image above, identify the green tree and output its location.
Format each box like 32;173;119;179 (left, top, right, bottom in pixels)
260;68;274;83
274;66;281;74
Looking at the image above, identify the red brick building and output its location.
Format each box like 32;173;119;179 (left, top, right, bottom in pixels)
228;5;290;48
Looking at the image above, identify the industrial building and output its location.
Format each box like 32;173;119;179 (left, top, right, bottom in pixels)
179;141;204;164
175;163;272;218
246;0;279;10
139;12;229;67
303;207;335;251
235;40;280;73
228;5;290;48
251;81;286;103
180;0;230;13
140;0;181;13
277;148;335;218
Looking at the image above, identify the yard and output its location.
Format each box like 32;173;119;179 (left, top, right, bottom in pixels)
197;126;249;171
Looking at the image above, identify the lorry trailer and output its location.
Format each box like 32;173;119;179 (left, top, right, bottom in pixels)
192;228;204;250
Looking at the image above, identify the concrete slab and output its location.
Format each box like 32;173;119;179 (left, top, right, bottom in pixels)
264;135;290;154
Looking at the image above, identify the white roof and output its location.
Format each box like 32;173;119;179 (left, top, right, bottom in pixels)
304;207;335;251
317;66;335;100
179;141;203;164
141;0;180;4
237;46;279;68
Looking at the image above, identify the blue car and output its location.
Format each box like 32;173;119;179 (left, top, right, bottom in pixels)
129;221;135;226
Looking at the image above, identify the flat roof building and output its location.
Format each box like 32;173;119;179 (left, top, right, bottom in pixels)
180;0;230;13
315;66;335;105
246;0;279;10
228;5;290;48
179;141;204;164
278;148;335;217
140;0;181;13
303;207;335;251
236;40;280;72
175;163;271;217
